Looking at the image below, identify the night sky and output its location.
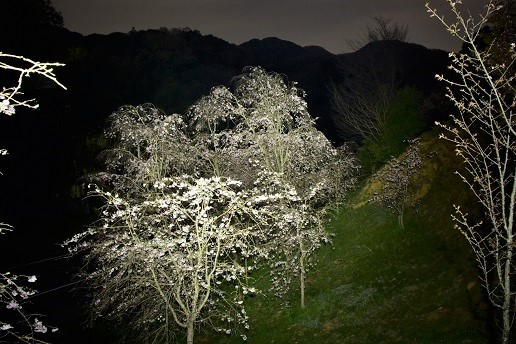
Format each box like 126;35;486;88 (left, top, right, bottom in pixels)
51;0;488;54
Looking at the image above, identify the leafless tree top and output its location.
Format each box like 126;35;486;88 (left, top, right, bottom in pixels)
347;16;409;51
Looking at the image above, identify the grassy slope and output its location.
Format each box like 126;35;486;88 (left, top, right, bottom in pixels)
203;128;489;344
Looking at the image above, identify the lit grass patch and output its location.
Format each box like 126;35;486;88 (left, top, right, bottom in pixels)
189;129;489;344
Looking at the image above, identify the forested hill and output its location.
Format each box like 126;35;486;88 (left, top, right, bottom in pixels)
0;24;452;231
2;25;449;137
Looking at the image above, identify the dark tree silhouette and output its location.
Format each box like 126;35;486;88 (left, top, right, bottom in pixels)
0;0;64;29
477;0;516;78
347;16;409;51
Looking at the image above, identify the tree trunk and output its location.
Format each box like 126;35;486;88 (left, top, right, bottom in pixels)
398;202;405;229
300;249;306;309
187;320;194;344
502;245;513;344
502;307;510;344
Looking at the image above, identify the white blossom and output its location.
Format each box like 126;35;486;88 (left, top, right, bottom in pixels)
0;323;13;331
32;319;47;333
6;300;19;310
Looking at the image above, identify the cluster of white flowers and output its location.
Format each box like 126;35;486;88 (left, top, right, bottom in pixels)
0;95;15;115
0;272;57;342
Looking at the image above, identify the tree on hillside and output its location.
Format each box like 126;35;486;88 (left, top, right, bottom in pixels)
333;16;409;148
369;139;423;229
427;1;516;343
189;67;359;307
66;176;264;344
233;68;358;307
66;104;268;343
347;16;409;51
328;46;428;174
329;55;398;144
68;67;358;343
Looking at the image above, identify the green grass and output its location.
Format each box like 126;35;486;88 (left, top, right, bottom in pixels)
199;128;489;344
100;127;488;343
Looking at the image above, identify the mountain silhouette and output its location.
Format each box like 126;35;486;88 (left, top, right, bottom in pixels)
1;24;453;221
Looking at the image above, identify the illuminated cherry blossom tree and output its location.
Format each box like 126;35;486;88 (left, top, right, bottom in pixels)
66;176;264;344
67;103;263;343
189;67;359;307
68;66;358;343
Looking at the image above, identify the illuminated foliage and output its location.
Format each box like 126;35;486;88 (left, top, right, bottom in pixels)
67;67;358;342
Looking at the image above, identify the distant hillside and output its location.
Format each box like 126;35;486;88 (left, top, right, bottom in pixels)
0;25;455;231
1;27;452;212
239;36;334;64
2;26;450;135
337;40;449;93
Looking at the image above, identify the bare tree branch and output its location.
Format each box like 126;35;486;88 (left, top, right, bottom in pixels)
0;52;66;115
347;16;409;51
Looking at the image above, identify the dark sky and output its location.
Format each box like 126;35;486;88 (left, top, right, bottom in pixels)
52;0;488;54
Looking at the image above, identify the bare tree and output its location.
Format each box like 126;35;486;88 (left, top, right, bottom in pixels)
427;1;516;343
329;48;399;144
329;69;396;143
347;16;409;51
